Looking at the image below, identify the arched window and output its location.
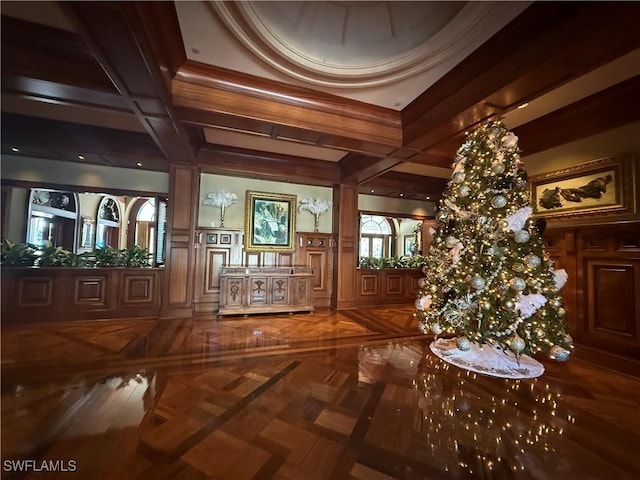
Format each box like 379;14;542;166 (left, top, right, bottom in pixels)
359;214;393;258
135;199;156;259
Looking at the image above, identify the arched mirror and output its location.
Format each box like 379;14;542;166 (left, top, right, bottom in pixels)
95;195;122;249
26;189;79;250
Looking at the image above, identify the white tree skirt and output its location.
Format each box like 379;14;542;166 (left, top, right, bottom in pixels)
429;337;545;379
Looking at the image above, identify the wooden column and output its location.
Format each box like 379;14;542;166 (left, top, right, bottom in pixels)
161;164;199;318
332;184;359;309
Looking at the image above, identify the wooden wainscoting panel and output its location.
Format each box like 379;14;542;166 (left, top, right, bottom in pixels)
384;273;403;296
582;232;607;252
409;272;423;297
204;250;228;294
577;224;640;362
586;261;637;339
308;252;325;291
74;275;107;305
18;276;53;307
167;247;189;305
359;274;379;297
277;252;294;266
121;273;157;305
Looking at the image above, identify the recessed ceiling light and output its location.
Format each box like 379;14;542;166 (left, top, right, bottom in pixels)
399;193;404;197
11;147;19;152
425;196;430;200
78;155;85;160
136;162;142;167
370;189;375;193
517;102;529;109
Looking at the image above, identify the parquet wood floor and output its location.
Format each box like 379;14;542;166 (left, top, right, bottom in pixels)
1;307;638;479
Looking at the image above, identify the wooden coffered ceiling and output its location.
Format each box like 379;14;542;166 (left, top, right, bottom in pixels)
2;1;640;202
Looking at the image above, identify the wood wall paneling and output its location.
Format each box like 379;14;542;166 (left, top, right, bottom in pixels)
193;228;244;315
543;230;578;335
294;232;334;309
575;225;640;362
356;269;422;306
121;273;157;305
2;268;163;323
18;276;53;307
333;184;359;309
359;274;379;297
385;273;404;296
74;276;106;305
588;262;636;336
162;165;198;318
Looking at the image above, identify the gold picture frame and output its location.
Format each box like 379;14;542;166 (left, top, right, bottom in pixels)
529;154;636;219
245;191;297;252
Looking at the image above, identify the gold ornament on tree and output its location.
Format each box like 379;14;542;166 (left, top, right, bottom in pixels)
298;197;332;232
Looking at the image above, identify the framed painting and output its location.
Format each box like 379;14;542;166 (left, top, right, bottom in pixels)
529;154;637;219
245;191;297;252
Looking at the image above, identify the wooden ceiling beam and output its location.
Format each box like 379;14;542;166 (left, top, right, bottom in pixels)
1;113;166;164
173;61;402;151
198;144;340;186
59;1;199;164
515;75;640;156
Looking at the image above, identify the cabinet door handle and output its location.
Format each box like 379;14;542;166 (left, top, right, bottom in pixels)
198;232;203;244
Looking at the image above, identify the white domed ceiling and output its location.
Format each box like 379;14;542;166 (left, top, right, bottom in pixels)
211;1;471;87
178;1;529;108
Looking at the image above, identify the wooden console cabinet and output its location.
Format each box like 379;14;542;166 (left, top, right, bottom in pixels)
218;266;314;316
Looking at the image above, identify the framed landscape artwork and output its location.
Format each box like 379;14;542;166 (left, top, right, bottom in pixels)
245;191;297;252
529;154;637;219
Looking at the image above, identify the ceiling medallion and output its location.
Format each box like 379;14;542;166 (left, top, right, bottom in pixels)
210;1;499;88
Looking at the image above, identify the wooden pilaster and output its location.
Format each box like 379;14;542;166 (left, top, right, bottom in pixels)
161;164;199;318
332;184;359;310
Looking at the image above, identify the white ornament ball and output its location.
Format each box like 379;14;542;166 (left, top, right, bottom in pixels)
470;275;486;290
558;307;566;317
509;335;526;353
431;323;443;335
491;162;506;174
490;195;507;209
549;345;570;362
564;334;573;345
452;172;465;183
457;185;470;197
456;337;472;351
509;277;527;292
445;236;458;248
524;254;541;268
514;230;531;243
418;277;427;288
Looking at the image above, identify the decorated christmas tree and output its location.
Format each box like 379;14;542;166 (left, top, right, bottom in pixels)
415;121;572;375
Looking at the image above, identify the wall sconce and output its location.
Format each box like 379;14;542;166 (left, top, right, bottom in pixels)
298;197;332;232
202;190;237;228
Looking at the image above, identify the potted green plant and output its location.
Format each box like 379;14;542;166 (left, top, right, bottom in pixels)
1;240;38;266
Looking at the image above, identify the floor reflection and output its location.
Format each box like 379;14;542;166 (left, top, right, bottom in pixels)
414;351;574;477
1;309;638;479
